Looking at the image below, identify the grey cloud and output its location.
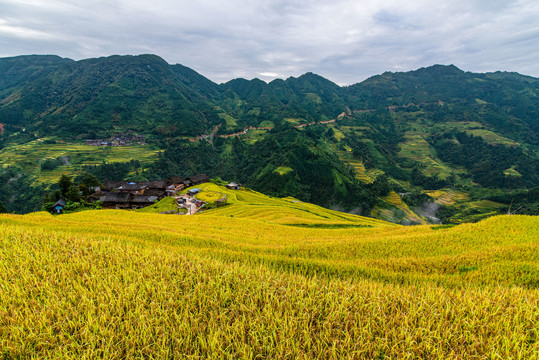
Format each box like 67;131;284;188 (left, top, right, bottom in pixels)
0;0;538;85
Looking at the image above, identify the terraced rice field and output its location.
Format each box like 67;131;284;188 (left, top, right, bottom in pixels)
194;183;388;227
424;189;470;206
398;132;453;179
0;140;159;183
331;144;383;184
1;186;538;358
437;121;519;147
373;191;428;225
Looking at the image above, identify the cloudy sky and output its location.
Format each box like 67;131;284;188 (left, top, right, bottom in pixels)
1;0;538;84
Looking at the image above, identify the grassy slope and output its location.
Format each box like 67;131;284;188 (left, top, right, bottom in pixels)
330;143;383;184
1;189;539;358
426;189;507;224
397;131;453;179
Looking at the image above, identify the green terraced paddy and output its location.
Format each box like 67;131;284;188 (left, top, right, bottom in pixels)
0;140;160;183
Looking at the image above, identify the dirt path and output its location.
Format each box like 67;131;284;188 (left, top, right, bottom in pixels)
176;196;199;215
192;112;349;141
196;124;222;143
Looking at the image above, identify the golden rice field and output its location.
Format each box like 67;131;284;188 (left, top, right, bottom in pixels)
194;183;390;228
1;188;539;358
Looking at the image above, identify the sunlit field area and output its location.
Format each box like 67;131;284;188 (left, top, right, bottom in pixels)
1;189;538;358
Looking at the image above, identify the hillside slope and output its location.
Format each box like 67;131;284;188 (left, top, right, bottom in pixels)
192;183;388;227
1;55;538;222
0;55;218;138
2;55;536;144
1;207;538;358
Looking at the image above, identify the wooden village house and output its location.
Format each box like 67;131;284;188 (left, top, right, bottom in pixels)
52;199;66;214
92;174;210;210
225;182;241;190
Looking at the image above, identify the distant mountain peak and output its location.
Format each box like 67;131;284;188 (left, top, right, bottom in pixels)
412;64;464;76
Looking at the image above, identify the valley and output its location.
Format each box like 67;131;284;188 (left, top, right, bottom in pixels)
1;55;538;224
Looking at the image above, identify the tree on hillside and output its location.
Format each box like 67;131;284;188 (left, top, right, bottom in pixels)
58;175;72;198
77;172;101;188
76;172;102;197
0;200;7;213
370;174;391;197
65;185;81;203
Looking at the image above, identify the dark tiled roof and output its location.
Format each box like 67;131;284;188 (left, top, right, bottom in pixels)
118;183;148;191
147;180;166;189
88;191;106;200
130;195;154;204
144;188;166;197
166;176;186;185
102;193;131;203
53;199;67;207
102;181;128;191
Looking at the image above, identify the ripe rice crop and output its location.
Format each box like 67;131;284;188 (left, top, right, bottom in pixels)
1;195;538;358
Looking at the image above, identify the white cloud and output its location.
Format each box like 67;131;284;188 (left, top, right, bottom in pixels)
0;0;538;84
258;72;282;78
0;20;54;39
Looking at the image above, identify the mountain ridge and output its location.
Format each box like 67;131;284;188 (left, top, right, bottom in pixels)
1;54;537;140
1;54;538;222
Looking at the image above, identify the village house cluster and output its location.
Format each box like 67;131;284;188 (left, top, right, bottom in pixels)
84;132;146;146
88;174;211;209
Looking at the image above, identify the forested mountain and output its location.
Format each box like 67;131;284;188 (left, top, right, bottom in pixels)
0;55;217;138
1;54;538;222
343;65;539;144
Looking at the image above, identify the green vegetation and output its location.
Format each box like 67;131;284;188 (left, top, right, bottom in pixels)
41;173;103;214
373;191;427;225
397;132;453;179
0;55;218;139
0;140;159;183
0;166;45;214
153;125;376;214
433;132;538;188
258;120;273;127
1;55;538;222
284;118;303;124
195;190;225;203
83;159;148;183
3;53;539;358
217;112;238;128
195;183;387;227
504;167;522;177
483;187;539;216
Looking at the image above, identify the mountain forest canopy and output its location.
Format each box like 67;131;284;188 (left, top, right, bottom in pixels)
0;54;538;223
